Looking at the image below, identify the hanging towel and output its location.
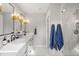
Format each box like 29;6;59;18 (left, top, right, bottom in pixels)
54;24;64;51
50;24;55;49
53;28;58;50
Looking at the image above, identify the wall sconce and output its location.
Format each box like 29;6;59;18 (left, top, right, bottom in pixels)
26;19;30;24
11;12;19;20
18;16;24;22
11;12;24;22
22;19;30;24
0;3;4;12
11;12;30;25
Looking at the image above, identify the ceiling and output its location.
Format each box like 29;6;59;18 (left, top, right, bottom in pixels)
2;3;13;13
15;3;50;14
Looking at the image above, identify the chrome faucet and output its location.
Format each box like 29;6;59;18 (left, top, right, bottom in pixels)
11;34;16;42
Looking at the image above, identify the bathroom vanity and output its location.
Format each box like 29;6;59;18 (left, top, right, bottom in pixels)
0;33;34;56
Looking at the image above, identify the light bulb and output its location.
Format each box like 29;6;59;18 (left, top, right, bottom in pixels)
11;13;17;20
11;12;21;21
26;19;30;23
22;19;30;24
22;20;27;24
16;14;20;20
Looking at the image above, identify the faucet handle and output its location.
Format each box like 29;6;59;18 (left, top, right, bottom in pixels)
7;40;10;43
11;32;14;34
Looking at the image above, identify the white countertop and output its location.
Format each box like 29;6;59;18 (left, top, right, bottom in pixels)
0;33;34;55
0;43;26;53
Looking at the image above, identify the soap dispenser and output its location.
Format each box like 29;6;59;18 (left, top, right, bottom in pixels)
34;27;37;35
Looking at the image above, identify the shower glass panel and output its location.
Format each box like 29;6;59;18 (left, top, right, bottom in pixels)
46;3;79;56
61;3;79;56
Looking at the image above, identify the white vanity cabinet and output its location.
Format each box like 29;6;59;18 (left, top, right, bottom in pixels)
0;33;34;56
0;43;26;56
16;44;28;56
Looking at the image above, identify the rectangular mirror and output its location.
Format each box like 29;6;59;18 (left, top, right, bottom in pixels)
2;3;13;34
0;3;24;35
0;13;3;35
14;8;24;33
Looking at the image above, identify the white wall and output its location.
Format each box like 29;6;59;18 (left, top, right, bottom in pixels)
26;13;46;47
62;3;79;56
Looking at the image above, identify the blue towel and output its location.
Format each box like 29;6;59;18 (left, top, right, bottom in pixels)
54;24;64;51
50;24;55;49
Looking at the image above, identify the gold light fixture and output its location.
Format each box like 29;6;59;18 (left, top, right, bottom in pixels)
22;19;30;24
11;12;23;22
19;16;24;20
11;12;19;20
26;19;30;24
0;3;4;12
11;11;30;25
